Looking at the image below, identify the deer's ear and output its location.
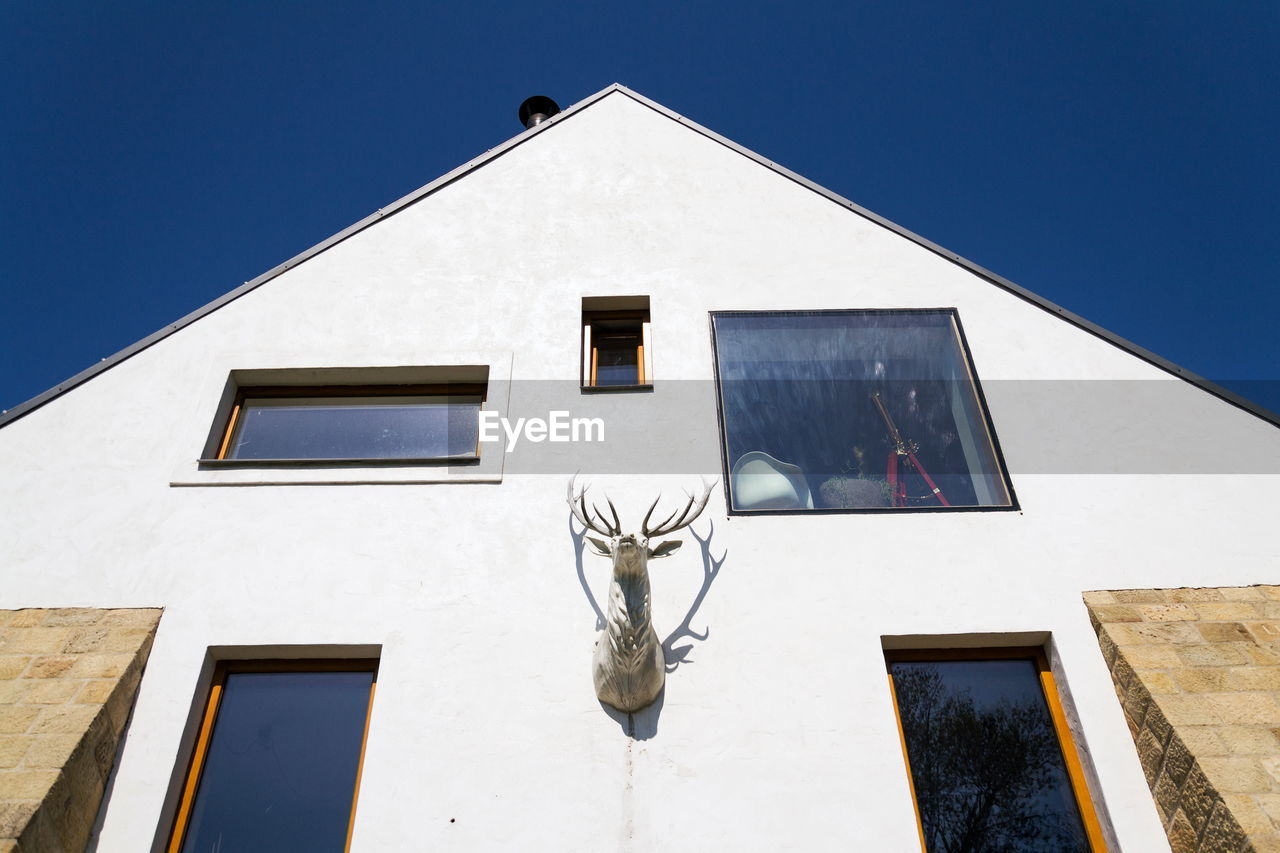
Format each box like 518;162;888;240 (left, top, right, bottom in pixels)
648;540;682;559
586;537;612;556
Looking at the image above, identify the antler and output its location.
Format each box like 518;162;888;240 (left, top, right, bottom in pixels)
642;479;716;538
567;474;622;538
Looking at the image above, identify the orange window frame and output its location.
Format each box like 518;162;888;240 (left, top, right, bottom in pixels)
214;383;487;460
589;332;645;386
165;659;379;853
884;646;1106;852
582;311;650;388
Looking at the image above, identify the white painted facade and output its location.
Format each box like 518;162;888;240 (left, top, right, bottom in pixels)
2;86;1278;852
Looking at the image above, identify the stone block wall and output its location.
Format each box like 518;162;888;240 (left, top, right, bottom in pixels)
0;608;162;853
1087;586;1280;853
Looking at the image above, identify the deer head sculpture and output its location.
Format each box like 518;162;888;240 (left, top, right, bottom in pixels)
568;475;715;713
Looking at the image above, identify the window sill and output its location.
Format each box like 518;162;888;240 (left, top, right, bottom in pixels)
726;504;1020;516
197;456;480;469
579;383;654;394
173;455;497;486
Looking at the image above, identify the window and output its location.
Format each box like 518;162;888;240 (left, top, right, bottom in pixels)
710;309;1013;512
167;660;377;853
582;296;652;389
180;362;506;486
210;383;485;463
886;648;1105;852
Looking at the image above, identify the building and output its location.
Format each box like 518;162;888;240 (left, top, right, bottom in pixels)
2;84;1279;852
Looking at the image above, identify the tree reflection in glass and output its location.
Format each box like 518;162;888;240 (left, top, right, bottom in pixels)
889;658;1091;853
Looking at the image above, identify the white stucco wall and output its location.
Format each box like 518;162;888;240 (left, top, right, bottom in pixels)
2;90;1278;852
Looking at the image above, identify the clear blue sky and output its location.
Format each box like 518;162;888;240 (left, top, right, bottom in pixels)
2;2;1277;415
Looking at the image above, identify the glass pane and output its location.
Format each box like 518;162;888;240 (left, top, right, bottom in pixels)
228;396;481;459
711;311;1010;511
180;670;374;853
890;659;1090;853
595;335;641;386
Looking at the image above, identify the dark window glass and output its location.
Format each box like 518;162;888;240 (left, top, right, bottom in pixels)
226;395;482;460
594;331;642;386
585;311;648;388
889;658;1091;853
711;310;1011;512
178;669;374;853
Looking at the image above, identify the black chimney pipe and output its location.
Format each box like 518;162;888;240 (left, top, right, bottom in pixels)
518;95;561;129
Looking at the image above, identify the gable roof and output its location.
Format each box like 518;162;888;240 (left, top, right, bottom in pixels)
2;83;1276;430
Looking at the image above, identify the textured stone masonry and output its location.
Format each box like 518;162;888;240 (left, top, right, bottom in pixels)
0;608;161;853
1087;586;1280;853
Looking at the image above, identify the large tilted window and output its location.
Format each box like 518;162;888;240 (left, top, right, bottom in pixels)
886;649;1105;852
710;309;1013;513
167;661;377;853
212;384;485;462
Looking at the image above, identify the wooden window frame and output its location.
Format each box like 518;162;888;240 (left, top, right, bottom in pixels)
884;646;1106;852
165;659;379;853
581;309;653;391
213;383;488;462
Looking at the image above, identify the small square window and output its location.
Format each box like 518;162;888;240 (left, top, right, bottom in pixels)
582;296;652;390
167;660;378;852
210;383;486;463
886;648;1105;852
710;309;1013;512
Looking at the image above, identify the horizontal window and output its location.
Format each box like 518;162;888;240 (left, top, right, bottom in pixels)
213;384;485;462
710;309;1013;512
886;648;1104;852
179;361;505;485
167;660;377;853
